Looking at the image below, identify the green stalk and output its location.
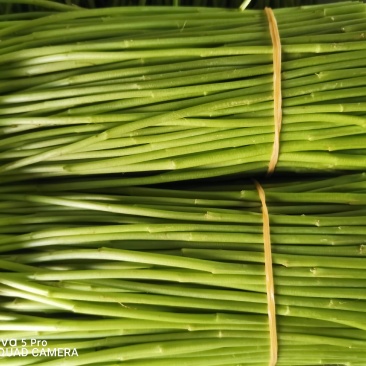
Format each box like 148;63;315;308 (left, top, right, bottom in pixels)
0;0;82;12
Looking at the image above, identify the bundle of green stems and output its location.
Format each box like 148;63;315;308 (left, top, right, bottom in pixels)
0;1;365;185
0;173;366;365
0;0;332;14
0;2;366;365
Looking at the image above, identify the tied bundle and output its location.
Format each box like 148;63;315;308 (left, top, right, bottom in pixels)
0;1;365;185
0;174;366;365
0;0;338;13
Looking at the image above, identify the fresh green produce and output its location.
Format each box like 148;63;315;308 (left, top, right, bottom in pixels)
0;2;365;365
0;173;366;365
0;0;340;14
0;1;366;185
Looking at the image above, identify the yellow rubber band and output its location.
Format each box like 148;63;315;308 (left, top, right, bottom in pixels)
265;7;282;176
253;179;278;366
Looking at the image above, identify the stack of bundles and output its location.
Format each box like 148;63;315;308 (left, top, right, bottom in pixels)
0;174;366;365
0;1;365;185
0;1;366;365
